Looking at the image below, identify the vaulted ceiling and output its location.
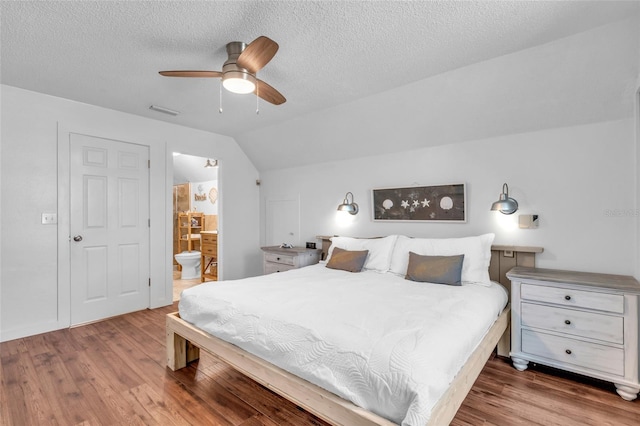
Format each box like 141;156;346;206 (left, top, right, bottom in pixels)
2;1;639;171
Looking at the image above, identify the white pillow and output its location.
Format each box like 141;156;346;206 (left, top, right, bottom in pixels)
389;234;495;284
327;235;398;273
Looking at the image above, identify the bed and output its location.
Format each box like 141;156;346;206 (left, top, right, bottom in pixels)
167;234;542;425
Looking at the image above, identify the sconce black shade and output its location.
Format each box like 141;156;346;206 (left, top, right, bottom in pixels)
337;192;359;215
491;183;518;215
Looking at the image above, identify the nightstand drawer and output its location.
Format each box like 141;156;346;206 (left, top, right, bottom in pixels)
264;252;295;266
522;329;624;376
521;283;624;314
264;262;295;274
521;302;623;344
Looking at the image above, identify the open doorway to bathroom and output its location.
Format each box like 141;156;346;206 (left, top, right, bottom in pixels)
172;153;219;301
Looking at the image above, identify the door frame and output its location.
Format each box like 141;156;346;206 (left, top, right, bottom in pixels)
168;151;224;282
58;122;169;329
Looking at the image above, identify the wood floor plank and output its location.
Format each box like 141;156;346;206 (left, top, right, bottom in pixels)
161;377;239;426
1;351;60;425
190;355;330;426
2;303;639;426
168;364;260;425
68;347;143;423
454;357;640;426
237;412;282;426
121;382;193;426
33;350;105;425
0;337;27;356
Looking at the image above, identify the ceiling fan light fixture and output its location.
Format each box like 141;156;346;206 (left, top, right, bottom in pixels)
159;36;285;104
222;71;256;94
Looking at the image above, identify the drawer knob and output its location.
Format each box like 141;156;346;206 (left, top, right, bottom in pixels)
565;349;572;355
564;295;571;301
565;320;571;325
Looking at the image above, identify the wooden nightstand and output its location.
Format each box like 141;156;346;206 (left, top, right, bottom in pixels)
261;246;321;275
507;266;640;401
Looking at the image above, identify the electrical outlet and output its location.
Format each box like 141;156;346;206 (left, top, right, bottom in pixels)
41;213;57;224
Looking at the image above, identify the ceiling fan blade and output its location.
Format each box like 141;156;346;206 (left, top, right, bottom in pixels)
237;36;279;74
159;70;222;78
256;79;286;105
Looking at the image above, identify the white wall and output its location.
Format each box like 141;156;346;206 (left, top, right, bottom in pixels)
190;180;219;215
0;85;261;341
172;152;219;185
260;118;636;276
636;89;640;280
172;154;219;215
238;17;638;172
635;13;640;280
256;16;640;278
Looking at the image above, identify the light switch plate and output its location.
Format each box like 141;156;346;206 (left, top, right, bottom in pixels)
42;213;57;224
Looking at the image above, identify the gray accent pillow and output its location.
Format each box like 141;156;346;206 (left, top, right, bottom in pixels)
326;247;369;273
405;252;465;286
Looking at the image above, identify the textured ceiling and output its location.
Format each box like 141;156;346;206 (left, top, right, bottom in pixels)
2;1;639;170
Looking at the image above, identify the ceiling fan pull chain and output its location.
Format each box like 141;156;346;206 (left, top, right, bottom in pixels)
256;82;260;115
219;80;223;114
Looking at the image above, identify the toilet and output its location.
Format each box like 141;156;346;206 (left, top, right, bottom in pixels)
175;251;201;280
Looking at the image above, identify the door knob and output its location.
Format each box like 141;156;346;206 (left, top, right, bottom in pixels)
73;235;83;242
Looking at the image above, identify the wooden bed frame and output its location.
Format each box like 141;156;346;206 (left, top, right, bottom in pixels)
166;243;542;425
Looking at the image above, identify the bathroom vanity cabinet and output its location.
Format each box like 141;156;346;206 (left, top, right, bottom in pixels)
200;231;217;282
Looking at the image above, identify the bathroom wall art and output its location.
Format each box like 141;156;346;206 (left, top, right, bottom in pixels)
191;180;218;215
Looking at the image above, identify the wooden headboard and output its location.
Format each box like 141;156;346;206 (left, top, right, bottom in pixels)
489;245;543;293
316;235;543;295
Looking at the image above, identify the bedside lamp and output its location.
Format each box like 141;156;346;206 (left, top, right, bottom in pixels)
337;192;359;215
490;183;518;215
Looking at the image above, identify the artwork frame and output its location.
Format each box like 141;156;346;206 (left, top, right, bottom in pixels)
372;183;466;222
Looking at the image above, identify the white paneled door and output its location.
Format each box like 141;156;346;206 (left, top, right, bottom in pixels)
70;134;150;325
265;197;300;247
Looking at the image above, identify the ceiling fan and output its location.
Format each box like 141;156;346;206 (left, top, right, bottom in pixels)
159;36;286;105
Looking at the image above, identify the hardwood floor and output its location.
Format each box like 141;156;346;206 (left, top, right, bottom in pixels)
1;304;639;425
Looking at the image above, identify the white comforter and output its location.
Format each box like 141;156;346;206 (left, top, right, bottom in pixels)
179;264;507;425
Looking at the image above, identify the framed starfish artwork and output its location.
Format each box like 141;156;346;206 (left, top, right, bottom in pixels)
372;183;466;222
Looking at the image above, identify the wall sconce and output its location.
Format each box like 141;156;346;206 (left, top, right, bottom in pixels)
337;192;359;215
204;159;218;168
490;183;518;215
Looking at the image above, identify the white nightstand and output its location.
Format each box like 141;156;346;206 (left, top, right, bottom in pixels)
261;246;321;275
507;266;640;401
